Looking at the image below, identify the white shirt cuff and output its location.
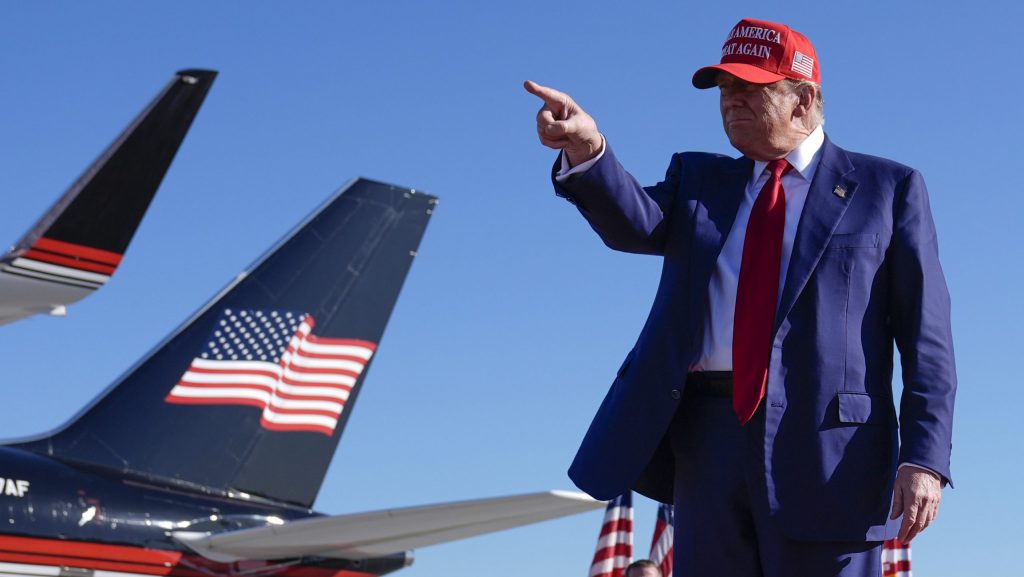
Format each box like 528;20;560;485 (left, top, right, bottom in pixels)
553;139;606;182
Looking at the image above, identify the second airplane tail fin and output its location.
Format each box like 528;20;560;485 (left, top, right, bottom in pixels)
0;69;216;325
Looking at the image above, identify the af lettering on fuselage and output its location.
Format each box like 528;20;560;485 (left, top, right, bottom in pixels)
0;478;29;497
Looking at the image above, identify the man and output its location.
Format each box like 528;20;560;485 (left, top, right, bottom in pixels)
625;560;662;577
525;17;956;577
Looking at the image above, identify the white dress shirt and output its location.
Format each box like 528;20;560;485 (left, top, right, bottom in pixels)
693;126;824;371
557;125;825;371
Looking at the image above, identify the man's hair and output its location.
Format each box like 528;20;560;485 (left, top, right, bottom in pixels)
624;559;662;577
784;79;825;127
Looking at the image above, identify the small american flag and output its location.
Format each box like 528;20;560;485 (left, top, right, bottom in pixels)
165;309;376;436
882;539;911;576
648;503;674;577
791;51;814;78
589;493;633;577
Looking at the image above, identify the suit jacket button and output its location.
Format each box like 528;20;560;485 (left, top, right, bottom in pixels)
670;389;681;400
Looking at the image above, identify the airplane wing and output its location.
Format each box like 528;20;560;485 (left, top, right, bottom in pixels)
0;69;216;326
172;491;603;562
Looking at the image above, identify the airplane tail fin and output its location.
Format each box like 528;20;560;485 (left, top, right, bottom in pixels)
11;179;437;509
0;69;216;325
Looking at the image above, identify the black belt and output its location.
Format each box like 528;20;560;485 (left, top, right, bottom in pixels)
686;371;734;397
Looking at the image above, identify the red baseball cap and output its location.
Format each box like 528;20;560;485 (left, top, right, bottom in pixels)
692;18;821;89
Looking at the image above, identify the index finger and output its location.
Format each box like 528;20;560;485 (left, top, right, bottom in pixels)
524;80;567;106
897;503;918;543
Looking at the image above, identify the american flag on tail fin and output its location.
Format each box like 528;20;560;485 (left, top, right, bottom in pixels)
882;539;911;576
648;503;673;577
589;492;633;577
165;309;376;436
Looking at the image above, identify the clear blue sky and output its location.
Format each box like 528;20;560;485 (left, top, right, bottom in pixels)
1;1;1019;575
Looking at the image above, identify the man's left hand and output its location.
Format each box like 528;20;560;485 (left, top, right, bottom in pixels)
889;466;943;543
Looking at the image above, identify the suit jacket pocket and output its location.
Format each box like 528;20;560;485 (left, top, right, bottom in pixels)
836;392;895;425
827;233;878;250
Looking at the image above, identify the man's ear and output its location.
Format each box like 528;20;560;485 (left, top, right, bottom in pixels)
793;84;816;119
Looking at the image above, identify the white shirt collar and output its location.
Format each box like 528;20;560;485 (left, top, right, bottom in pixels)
751;124;825;184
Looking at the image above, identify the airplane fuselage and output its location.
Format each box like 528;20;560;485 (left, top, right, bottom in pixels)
0;447;407;577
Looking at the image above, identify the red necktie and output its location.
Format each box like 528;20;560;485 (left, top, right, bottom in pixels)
733;159;790;424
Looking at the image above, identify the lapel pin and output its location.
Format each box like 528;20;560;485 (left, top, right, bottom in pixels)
833;185;847;199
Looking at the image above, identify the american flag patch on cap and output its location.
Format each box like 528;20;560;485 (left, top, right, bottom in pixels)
791;51;814;78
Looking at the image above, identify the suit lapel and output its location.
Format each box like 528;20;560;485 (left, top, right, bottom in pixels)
685;156;750;353
688;155;753;270
775;137;858;329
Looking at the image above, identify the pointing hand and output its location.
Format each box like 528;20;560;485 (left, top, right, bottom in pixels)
524;80;603;167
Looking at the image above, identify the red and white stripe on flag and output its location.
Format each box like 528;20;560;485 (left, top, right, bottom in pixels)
649;503;674;577
590;492;633;577
882;539;911;577
165;309;376;436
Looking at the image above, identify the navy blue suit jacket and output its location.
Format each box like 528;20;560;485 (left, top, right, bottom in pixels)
555;136;956;541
